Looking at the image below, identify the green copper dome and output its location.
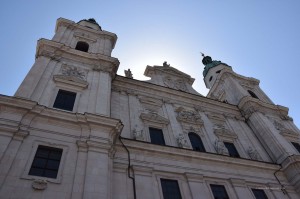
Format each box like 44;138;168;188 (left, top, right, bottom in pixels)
202;56;231;77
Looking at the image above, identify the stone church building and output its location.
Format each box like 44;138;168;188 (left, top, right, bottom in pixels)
0;18;300;199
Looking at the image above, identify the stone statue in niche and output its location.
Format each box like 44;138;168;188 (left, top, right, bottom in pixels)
124;69;133;79
247;147;262;161
61;65;86;80
132;126;144;141
177;133;189;148
214;139;228;155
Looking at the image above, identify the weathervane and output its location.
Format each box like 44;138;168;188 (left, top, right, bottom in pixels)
200;52;205;57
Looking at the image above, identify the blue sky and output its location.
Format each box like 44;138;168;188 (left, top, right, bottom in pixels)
0;1;299;127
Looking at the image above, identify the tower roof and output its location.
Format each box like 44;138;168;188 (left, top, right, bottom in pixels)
202;55;231;77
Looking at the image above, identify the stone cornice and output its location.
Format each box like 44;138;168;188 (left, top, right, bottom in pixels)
35;39;119;78
238;96;289;119
118;138;280;171
140;112;169;125
112;76;242;118
0;95;123;130
55;18;117;48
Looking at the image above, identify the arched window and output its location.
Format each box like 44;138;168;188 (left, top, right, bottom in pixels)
248;90;259;99
75;41;89;52
188;132;206;152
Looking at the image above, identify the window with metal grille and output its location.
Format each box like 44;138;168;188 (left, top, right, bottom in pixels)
291;142;300;153
53;89;76;111
210;184;229;199
252;189;268;199
224;142;240;158
149;127;165;145
75;41;89;52
29;145;63;179
160;179;182;199
188;132;206;152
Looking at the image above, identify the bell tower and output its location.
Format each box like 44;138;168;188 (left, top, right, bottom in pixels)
203;55;300;192
15;18;119;116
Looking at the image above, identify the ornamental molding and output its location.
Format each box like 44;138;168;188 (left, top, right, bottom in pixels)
140;112;169;125
144;65;195;85
247;147;262;161
74;31;97;42
214;124;237;140
163;76;188;92
32;179;47;190
36;39;119;77
238;96;290;120
175;107;203;125
53;75;88;90
60;64;87;80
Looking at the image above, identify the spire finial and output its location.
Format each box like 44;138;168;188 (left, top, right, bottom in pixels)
200;52;205;57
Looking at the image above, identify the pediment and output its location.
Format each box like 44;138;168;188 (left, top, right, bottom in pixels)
140;112;169;125
144;65;195;84
53;75;88;90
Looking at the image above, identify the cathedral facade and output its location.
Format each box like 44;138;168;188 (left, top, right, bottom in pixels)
0;18;300;199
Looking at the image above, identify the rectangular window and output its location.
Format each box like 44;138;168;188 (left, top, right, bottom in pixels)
224;142;240;158
160;179;182;199
210;184;229;199
252;189;268;199
53;89;76;111
291;142;300;153
149;127;165;145
29;145;63;179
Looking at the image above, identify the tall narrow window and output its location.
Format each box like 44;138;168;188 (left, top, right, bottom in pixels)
149;127;165;145
53;89;76;111
248;90;259;99
188;132;206;152
75;41;89;52
291;142;300;153
160;179;182;199
252;189;268;199
210;184;229;199
29;145;63;179
224;142;240;158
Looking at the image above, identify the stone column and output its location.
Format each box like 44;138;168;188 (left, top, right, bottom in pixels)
185;173;211;199
230;178;253;199
82;141;111;199
71;141;88;199
247;112;289;163
0;130;28;187
133;166;155;199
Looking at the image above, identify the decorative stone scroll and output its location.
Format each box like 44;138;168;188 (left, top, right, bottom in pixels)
32;179;47;190
214;139;228;155
176;107;203;125
177;133;189;148
214;124;237;140
61;65;87;80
